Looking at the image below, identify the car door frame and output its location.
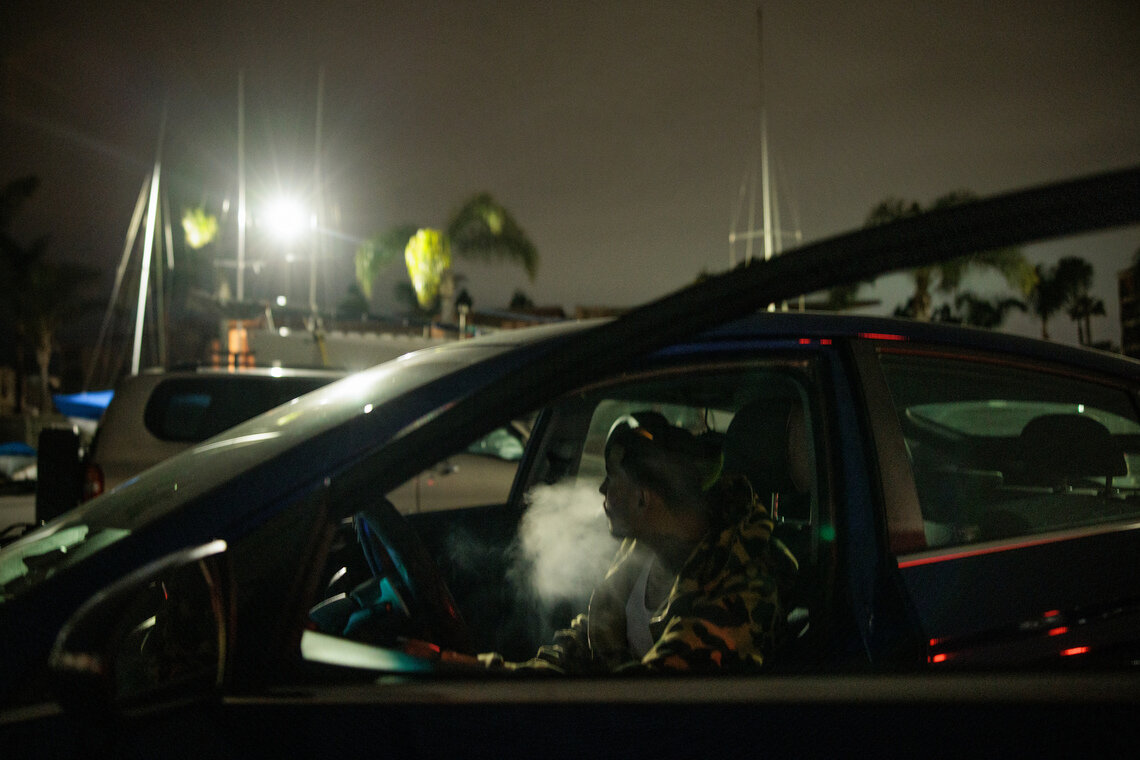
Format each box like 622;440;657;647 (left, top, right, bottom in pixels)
852;337;1140;668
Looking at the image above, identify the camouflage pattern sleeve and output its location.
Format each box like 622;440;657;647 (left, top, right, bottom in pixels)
632;562;783;672
506;613;599;673
621;499;791;673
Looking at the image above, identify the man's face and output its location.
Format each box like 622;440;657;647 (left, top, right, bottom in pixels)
600;444;641;538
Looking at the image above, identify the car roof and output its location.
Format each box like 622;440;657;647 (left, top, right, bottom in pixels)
134;366;347;380
700;311;1140;372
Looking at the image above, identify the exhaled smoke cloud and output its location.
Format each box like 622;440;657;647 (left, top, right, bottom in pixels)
513;481;619;605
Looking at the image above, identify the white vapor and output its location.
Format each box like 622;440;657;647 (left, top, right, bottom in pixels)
513;481;619;604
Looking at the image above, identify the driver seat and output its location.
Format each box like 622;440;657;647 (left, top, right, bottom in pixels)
722;397;818;661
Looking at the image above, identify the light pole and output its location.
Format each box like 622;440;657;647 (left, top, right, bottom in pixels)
262;197;316;312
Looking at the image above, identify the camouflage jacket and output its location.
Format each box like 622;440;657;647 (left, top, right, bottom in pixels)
518;489;797;674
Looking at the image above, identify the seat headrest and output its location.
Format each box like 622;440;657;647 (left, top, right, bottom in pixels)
723;398;811;497
1018;413;1126;483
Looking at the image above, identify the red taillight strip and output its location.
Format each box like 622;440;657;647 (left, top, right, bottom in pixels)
897;520;1140;568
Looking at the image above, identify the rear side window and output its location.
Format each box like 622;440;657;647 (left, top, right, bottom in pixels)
879;353;1140;549
144;377;331;442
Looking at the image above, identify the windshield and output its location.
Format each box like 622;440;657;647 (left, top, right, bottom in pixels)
0;322;590;603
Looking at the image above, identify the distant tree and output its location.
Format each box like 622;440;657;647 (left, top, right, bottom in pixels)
181;206;218;250
335;283;371;321
1027;262;1066;340
354;224;420;300
356;193;537;321
0;176;99;413
1030;256;1103;344
827;282;868;311
1051;257;1102;345
1067;294;1105;346
894;298;962;323
830;191;1036;320
953;292;1027;329
509;290;535;310
393;281;434;320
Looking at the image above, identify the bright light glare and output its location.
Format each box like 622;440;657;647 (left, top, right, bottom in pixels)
263;198;308;241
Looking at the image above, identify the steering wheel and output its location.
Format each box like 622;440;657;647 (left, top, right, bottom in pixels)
351;498;474;655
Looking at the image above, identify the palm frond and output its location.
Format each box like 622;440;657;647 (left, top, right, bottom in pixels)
446;193;537;279
354;223;419;299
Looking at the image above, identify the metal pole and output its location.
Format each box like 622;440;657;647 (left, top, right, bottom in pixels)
131;106;167;375
85;175;148;389
237;70;247;302
758;7;773;263
311;65;324;316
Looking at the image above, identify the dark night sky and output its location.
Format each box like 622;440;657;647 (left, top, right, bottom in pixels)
2;1;1139;347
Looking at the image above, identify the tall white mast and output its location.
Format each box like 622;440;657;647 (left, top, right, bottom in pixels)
237;70;247;301
758;7;774;263
131;105;167;375
311;65;325;316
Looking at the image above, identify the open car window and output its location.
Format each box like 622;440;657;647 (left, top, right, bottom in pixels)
386;421;531;515
303;356;830;674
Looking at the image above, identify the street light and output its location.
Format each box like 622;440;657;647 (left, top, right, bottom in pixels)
262;197;307;242
261;196;320;315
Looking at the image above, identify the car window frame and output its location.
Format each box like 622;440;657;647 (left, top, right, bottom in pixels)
859;340;1140;562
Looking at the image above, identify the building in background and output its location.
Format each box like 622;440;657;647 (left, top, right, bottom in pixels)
1120;264;1140;359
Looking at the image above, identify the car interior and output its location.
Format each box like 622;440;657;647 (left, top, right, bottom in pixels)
305;358;836;671
880;352;1140;550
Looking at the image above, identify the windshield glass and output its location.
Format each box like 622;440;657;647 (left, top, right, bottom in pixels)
0;322;589;603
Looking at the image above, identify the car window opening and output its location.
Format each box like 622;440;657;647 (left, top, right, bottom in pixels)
305;361;831;676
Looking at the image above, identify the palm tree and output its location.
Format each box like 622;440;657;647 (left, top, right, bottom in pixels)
1067;294;1105;345
354;224;421;300
1;176;100;413
953;292;1027;329
1027;262;1065;340
1050;257;1101;345
831;191;1036;320
1;176;45;412
355;193;537;321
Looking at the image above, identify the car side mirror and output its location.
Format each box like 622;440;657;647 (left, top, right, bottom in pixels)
48;540;231;715
36;426;83;523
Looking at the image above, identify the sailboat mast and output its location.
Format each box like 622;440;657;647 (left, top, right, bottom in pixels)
85;176;148;389
131;105;167;375
758;6;774;262
311;65;324;316
237;70;247;301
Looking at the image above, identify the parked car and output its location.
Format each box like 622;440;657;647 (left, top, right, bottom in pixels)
84;366;346;500
0;169;1137;757
0;446;36;544
14;366;345;540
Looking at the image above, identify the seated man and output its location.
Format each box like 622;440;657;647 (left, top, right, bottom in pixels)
486;413;797;673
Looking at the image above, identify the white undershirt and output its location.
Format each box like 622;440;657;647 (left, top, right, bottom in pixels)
625;558;656;658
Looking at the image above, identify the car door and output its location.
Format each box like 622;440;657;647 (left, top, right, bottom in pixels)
857;340;1140;667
